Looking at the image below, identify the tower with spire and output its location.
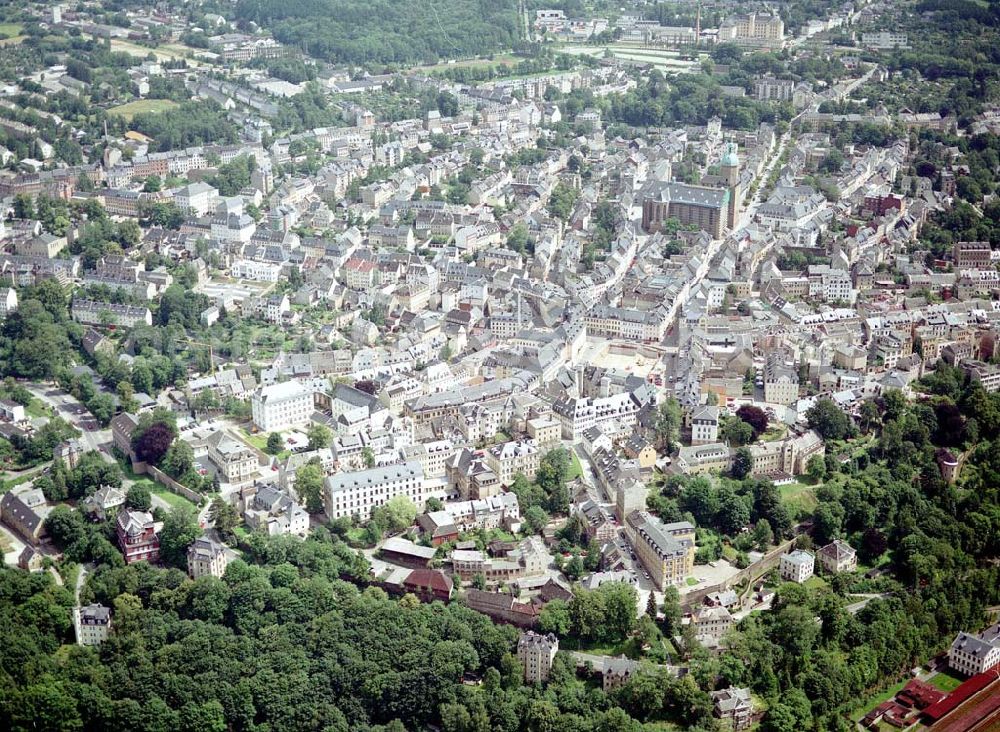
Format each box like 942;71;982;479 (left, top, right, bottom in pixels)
720;142;740;230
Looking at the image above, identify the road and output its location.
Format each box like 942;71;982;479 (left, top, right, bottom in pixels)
845;592;893;615
74;563;90;606
23;383;176;513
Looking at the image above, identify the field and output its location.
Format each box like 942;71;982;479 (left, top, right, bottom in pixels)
0;23;25;45
557;43;703;73
927;669;965;693
850;679;909;723
779;480;819;515
567;451;583;481
150;484;199;512
107;99;179;121
109;38;205;64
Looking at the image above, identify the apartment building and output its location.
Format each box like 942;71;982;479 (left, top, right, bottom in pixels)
862;31;908;49
324;461;426;522
174;181;219;217
74;604;111;646
518;631;558;683
642;182;729;239
817;539;857;574
251;381;314;432
187;535;229;579
485;439;540;486
779;550;815;583
763;352;799;405
949;623;1000;677
953;241;992;269
71;299;152;329
625;511;696;590
691;405;720;445
206;432;259;484
115;509;161;564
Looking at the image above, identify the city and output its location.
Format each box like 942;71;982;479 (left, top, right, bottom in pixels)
0;0;999;731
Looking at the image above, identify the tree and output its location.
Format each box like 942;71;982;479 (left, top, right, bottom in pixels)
43;505;87;549
736;404;769;439
306;423;332;450
654;399;681;451
159;505;201;569
751;519;774;551
731;447;753;479
86;393;116;427
524;505;549;534
723;417;754;447
126;484;152;511
716;488;750;535
806;454;827;482
361;446;375;468
208;496;239;539
132;416;178;465
295;461;326;515
162;440;195;480
806;398;855;441
380;495;418;532
265;433;283;454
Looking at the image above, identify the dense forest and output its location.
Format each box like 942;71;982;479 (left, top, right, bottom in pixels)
234;0;522;66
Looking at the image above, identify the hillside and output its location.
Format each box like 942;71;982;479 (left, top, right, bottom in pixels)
234;0;522;66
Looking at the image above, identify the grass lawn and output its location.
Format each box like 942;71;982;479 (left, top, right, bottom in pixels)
560;636;644;659
803;575;828;591
0;532;12;554
686;577;699;586
779;480;818;514
0;468;45;493
849;679;908;722
150;485;199;512
760;424;787;442
346;527;375;548
107;99;179;121
0;23;24;36
567;451;583;481
25;400;52;419
927;670;965;692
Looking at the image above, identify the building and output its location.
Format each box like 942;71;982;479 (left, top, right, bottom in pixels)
324;461;426;522
691;605;734;641
0;286;17;317
241;483;309;536
626;511;696;590
954;241;992;269
80;484;126;522
0;491;45;543
187;535;229;579
518;631;558;683
174;181;219;217
206;431;259;484
0;399;26;423
949;623;1000;677
862;31;908;49
720;12;784;46
691;405;720;445
74;604;111;646
115;509;161;564
602;656;640;692
485;439;540;486
642;182;729;239
779;550;814;583
817;539;857;574
763;353;799;405
251;381;314;432
71;299;152;328
712;687;754;730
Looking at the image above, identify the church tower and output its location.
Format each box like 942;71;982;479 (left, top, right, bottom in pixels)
721;142;740;230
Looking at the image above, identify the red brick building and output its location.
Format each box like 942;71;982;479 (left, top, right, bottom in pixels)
115;509;161;564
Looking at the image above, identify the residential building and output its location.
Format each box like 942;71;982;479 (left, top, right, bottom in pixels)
71;299;152;328
603;656;640;691
862;31;908;49
485;439;540;486
251;381;314;432
625;511;696;590
0;492;45;543
691;405;720;445
518;631;558;683
953;241;991;269
206;431;259;484
712;687;754;730
241;483;310;536
80;484;126;522
817;539;857;574
779;550;814;583
187;535;229;579
949;623;1000;677
763;353;799;405
0;286;17;317
115;509;161;564
324;461;426;522
74;604;111;646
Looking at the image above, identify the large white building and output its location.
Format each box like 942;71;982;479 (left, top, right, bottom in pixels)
251;381;314;432
324;461;426;522
779;550;815;583
517;631;558;683
949;623;1000;677
74;603;111;646
174;181;219;217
